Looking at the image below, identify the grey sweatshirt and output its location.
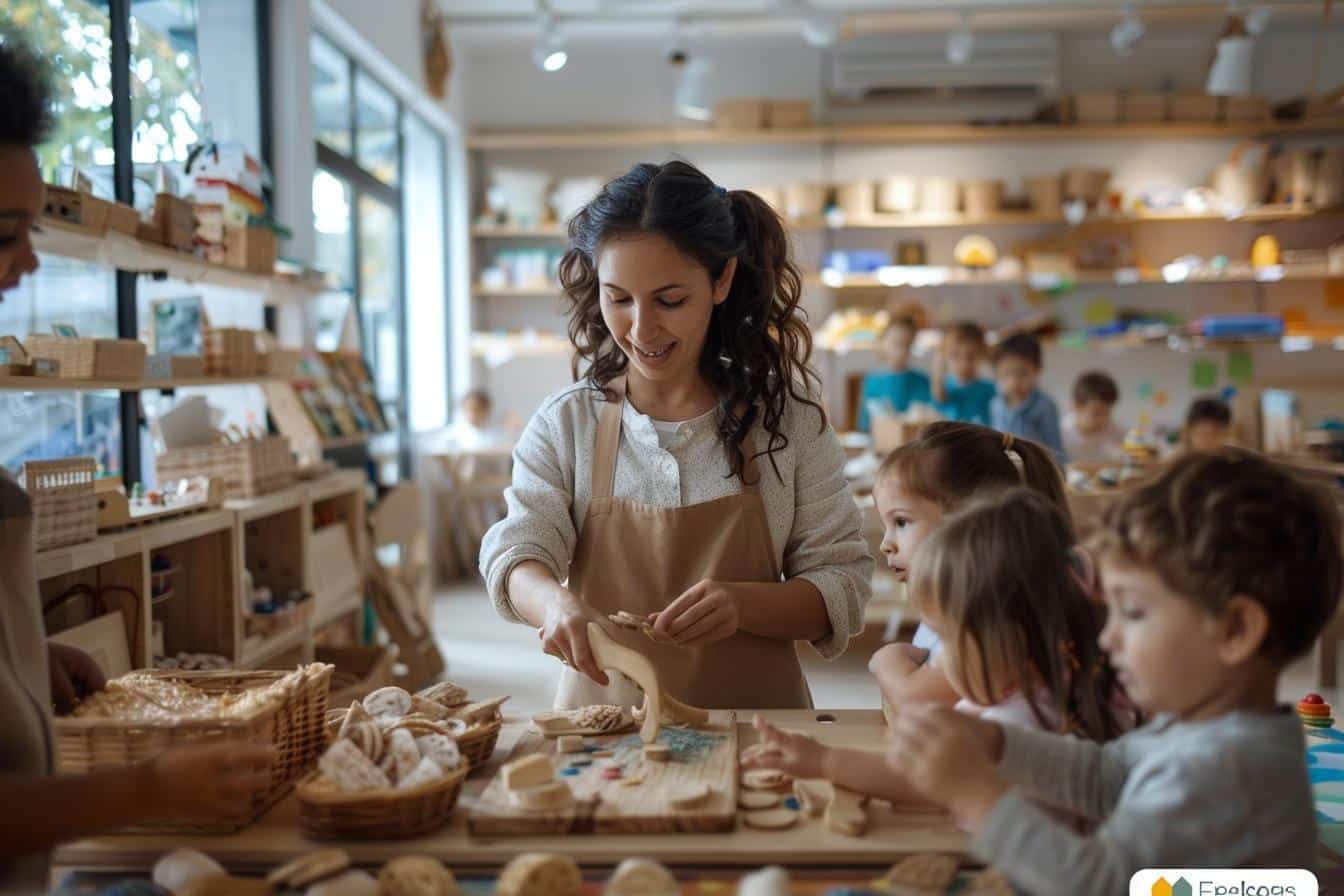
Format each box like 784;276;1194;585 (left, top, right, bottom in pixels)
974;709;1317;895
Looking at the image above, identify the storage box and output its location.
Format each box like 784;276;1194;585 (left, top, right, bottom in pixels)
1072;92;1122;124
962;180;1004;217
783;183;829;220
224;225;278;275
1169;91;1220;122
767;100;812;129
834;181;875;221
920;177;961;215
23;335;146;380
1026;174;1064;213
42;186;109;233
144;353;205;380
156;436;297;500
203;328;261;376
104;201;141;236
150;193;196;251
1123;91;1168;123
1222;95;1271;122
713;98;768;130
19;457;98;551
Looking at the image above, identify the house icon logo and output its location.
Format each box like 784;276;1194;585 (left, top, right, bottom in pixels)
1150;877;1192;896
1132;869;1317;896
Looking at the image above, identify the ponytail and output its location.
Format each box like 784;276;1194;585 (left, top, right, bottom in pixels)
561;162;823;484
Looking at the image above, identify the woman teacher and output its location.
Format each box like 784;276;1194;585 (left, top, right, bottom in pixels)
480;161;872;710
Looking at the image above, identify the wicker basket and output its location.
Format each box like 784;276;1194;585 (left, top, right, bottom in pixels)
203;328;261;376
54;666;332;833
20;457;97;551
297;761;469;840
318;645;396;708
156;436;296;500
24;336;146;380
457;717;504;768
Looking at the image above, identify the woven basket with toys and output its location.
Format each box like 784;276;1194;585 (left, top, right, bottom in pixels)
301;683;506;838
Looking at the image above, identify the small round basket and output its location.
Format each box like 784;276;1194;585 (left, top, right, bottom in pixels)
296;761;469;840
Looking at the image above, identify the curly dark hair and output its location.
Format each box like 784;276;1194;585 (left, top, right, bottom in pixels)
558;160;823;483
0;28;55;147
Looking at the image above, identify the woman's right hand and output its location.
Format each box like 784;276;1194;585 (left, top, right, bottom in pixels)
141;742;277;821
539;588;610;686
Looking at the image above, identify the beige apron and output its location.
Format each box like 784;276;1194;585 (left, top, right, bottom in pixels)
556;379;812;711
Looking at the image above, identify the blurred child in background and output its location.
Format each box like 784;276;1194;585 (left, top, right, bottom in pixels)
857;314;931;433
1062;371;1127;463
931;322;995;426
990;333;1064;462
1182;396;1233;454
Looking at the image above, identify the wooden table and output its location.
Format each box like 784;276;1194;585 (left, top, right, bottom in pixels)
55;710;968;875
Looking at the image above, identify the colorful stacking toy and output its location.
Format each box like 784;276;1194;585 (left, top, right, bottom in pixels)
1298;693;1335;730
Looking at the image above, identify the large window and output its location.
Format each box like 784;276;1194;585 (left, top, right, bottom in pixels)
2;0;264;481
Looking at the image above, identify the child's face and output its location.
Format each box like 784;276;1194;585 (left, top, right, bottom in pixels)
945;339;983;384
1074;399;1114;435
883;325;915;370
994;355;1039;405
1185;421;1230;454
462;397;491;429
1098;557;1230;718
917;601;1006;707
873;476;945;581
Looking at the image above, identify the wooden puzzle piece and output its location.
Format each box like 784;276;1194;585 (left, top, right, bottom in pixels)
588;622;664;744
824;786;869;837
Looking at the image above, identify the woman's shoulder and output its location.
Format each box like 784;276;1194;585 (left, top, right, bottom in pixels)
776;385;834;440
531;381;613;428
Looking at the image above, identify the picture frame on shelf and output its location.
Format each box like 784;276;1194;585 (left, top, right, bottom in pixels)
49;323;79;338
150;296;207;357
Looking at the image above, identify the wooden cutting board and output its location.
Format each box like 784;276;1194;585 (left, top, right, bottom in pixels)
469;710;738;836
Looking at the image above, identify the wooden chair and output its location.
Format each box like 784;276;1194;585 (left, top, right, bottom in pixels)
367;483;445;690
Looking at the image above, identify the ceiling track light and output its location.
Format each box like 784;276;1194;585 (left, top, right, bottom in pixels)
1110;4;1145;56
946;13;974;65
675;57;713;122
532;8;567;73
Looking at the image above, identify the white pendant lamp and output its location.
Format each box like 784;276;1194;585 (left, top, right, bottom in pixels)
676;58;714;121
1206;14;1253;96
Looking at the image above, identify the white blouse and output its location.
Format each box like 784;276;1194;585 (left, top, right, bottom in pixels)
479;382;874;659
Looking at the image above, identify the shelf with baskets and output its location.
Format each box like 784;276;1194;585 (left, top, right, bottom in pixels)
0;373;285;392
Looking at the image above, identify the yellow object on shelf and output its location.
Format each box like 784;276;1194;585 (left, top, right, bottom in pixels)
953;234;998;269
1251;234;1282;268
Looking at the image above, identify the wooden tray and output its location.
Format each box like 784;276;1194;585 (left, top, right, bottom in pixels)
469;711;739;837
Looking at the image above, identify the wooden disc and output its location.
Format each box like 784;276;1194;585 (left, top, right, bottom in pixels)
742;769;791;791
742;808;799;830
737;791;781;810
669;782;711;809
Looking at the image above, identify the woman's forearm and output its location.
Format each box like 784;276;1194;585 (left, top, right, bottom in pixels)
734;578;831;643
0;766;157;857
504;560;567;628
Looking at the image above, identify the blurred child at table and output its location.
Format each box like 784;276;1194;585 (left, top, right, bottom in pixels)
746;487;1133;809
866;423;1075;709
0;32;274;892
990;333;1064;462
931;322;996;426
1182;395;1233;454
1062;371;1127;463
445;388;512;451
856;314;931;433
883;450;1337;893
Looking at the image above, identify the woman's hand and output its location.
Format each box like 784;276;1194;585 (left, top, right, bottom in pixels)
142;742;277;821
48;643;106;715
883;705;1006;828
742;713;830;780
538;587;610;686
649;579;741;647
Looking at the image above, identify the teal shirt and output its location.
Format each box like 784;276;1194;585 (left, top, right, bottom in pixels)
857;368;932;432
937;377;996;426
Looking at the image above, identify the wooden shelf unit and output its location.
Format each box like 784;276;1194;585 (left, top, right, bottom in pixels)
36;471;369;671
815;263;1344;291
0;374;284;392
473;284;560;298
467;119;1344;151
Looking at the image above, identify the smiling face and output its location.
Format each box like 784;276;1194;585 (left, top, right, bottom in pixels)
0;143;44;294
596;232;735;388
873;474;946;581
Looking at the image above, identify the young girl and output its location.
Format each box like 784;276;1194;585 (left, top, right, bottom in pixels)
745;488;1131;804
868;422;1070;709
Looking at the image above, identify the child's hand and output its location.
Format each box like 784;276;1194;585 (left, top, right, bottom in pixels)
142;742;277;821
868;643;927;681
883;705;1006;828
742;714;830;780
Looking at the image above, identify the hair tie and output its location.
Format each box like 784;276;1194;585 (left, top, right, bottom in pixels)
1001;432;1026;481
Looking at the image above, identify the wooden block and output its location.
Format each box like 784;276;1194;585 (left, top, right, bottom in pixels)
643;743;670;762
503;754;555;792
742;808;799;830
825;786;869;838
793;779;830;819
510;780;574;811
557;735;585;754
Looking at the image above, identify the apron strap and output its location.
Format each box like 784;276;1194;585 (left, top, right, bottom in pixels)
591;377;626;501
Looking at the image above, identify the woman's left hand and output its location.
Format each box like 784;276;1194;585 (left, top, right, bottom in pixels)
650;579;742;647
